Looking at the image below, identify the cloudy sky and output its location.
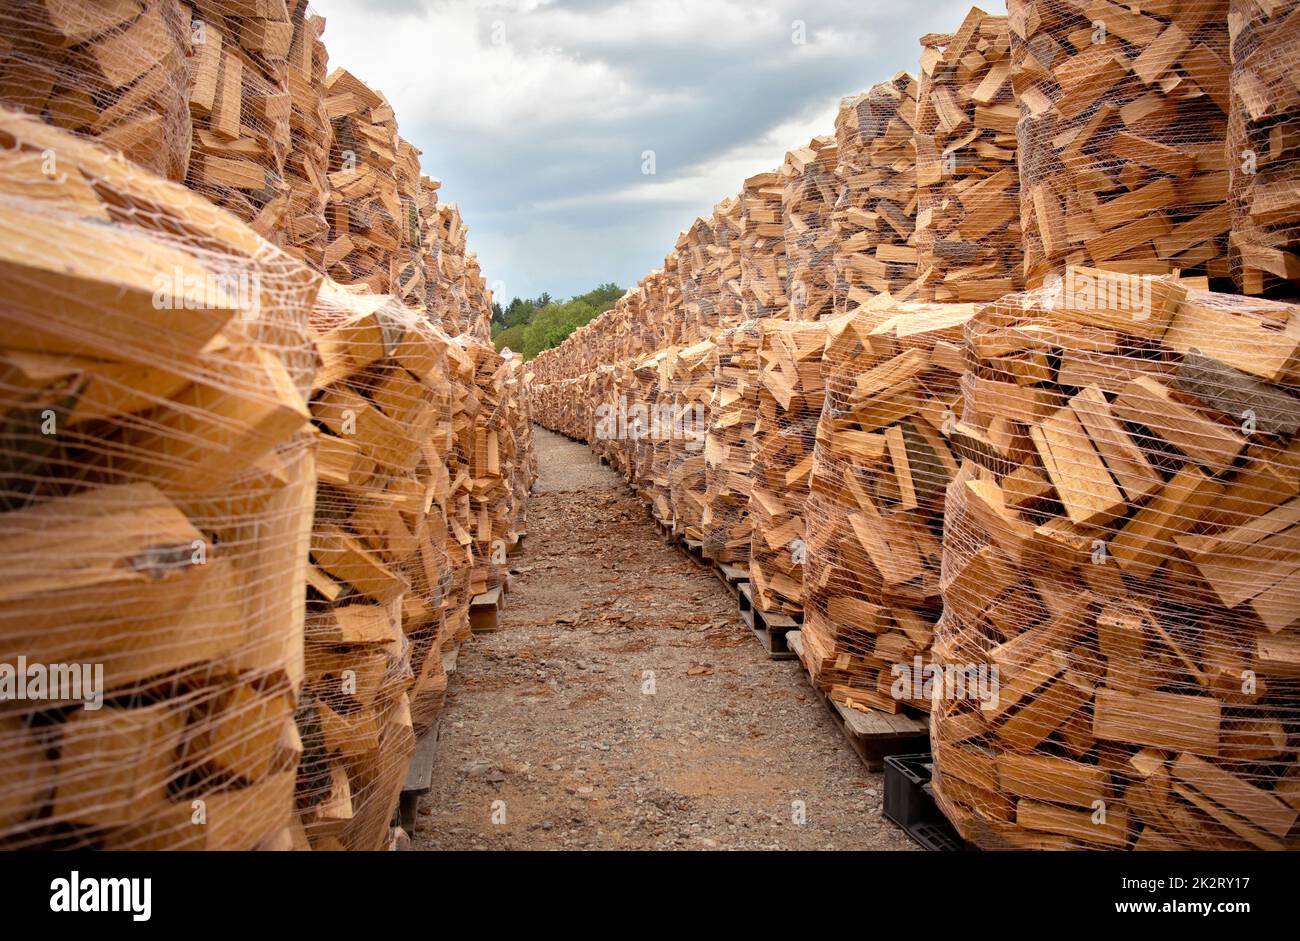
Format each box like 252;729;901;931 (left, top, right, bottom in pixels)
314;0;982;305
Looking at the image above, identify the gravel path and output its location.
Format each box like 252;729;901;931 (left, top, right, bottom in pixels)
413;426;914;851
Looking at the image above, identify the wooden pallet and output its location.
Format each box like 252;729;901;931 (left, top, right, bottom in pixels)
713;562;749;600
398;718;443;833
469;586;505;634
738;582;800;660
786;629;930;771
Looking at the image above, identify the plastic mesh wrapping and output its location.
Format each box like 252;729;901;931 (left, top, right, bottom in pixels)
0;106;320;849
748;319;827;616
932;269;1300;850
833;75;920;313
783;136;839;322
0;0;192;182
1227;0;1300;296
803;301;973;713
702;320;761;565
740;170;788;320
1008;0;1231;288
667;339;715;540
300;283;457;850
915;7;1024;302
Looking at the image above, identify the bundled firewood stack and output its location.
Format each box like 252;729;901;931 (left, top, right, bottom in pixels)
463;252;494;343
320;68;407;293
667;339;716;540
932;267;1300;849
747;319;828;615
1008;0;1231;288
0;107;320;849
589;365;622;463
430;202;471;336
633;348;676;526
915;7;1023;302
678;217;719;343
1227;0;1300;295
701;320;762;565
803;301;973;713
300;282;459;850
504;354;537;534
0;0;192;181
280;4;331;268
463;340;528;597
783;136;839;322
833;75;920;312
741;170;788;320
182;0;299;240
714;197;746;328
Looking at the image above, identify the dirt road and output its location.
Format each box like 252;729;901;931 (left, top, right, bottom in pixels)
414;427;912;851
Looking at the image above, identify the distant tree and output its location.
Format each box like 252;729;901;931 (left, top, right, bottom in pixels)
490;300;505;327
493;323;526;353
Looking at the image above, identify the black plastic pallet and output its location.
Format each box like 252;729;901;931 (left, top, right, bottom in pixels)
883;752;971;851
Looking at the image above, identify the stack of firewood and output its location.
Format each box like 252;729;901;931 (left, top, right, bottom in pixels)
714;196;746;329
783;136;839;322
0;108;319;850
182;0;299;241
701;320;762;565
300;283;459;850
1227;0;1300;295
0;0;192;181
803;301;973;712
1008;0;1231;287
833;75;920;312
678;216;719;343
933;267;1300;849
667;339;716;540
915;6;1023;302
741;170;788;321
320;68;408;293
747;319;827;615
281;4;331;268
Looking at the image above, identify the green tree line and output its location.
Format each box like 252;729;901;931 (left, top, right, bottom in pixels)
491;282;623;360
